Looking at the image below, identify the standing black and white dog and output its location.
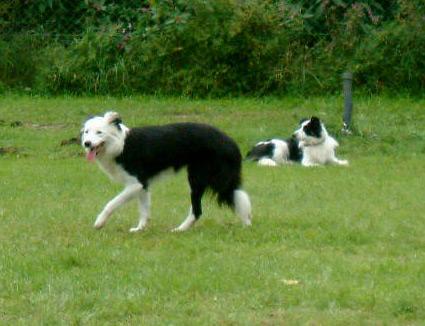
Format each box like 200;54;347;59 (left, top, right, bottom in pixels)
81;112;252;232
246;117;348;167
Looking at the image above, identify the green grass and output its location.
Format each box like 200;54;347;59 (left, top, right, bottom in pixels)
1;95;425;324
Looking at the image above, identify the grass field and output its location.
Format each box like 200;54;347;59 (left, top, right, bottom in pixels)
1;95;425;324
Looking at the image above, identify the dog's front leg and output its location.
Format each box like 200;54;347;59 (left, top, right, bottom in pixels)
94;183;143;229
331;157;349;166
129;190;151;233
301;159;319;167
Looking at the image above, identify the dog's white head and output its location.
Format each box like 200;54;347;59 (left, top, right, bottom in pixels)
81;111;128;162
293;116;327;146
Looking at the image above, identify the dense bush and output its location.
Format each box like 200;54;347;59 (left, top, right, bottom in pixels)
354;0;425;93
0;0;424;96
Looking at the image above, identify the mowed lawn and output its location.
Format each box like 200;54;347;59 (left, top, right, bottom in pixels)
1;95;425;324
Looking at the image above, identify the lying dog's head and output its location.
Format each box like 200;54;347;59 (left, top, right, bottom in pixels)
81;111;128;161
293;116;327;146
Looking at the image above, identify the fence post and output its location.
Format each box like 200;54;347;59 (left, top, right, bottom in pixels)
342;72;353;133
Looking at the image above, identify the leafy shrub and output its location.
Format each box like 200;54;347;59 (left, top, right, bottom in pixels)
354;0;425;93
124;0;301;96
1;0;425;96
0;33;46;90
38;26;127;94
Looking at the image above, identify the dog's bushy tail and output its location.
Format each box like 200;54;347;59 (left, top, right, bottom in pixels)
215;186;252;226
214;163;241;207
211;158;252;226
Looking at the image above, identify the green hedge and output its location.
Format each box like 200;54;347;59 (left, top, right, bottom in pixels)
1;0;424;96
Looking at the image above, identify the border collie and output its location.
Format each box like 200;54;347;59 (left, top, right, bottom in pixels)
246;117;348;167
81;112;252;232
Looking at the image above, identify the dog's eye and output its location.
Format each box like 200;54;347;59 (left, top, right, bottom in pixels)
84;130;88;134
96;131;103;135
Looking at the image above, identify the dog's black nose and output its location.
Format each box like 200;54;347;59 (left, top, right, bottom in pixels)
84;141;92;148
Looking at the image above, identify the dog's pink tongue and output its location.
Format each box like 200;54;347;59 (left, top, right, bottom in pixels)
86;150;96;162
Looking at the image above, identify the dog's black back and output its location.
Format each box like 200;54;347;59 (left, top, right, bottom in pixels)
286;136;302;162
246;136;302;163
246;141;275;161
116;123;241;211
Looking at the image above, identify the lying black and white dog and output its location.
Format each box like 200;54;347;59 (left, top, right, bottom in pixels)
81;112;252;232
246;117;348;167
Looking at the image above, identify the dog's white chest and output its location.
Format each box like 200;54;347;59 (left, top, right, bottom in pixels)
97;159;137;185
304;145;328;164
303;137;337;164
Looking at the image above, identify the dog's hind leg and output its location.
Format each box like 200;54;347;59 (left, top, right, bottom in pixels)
130;190;151;233
172;186;206;232
172;207;196;232
94;183;143;229
173;168;206;232
258;158;278;167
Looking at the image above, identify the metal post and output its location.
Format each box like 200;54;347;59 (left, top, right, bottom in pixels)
342;72;353;133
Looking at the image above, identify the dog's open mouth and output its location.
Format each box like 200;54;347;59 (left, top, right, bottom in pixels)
86;142;105;161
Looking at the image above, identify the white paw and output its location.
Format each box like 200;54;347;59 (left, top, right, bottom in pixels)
129;226;145;233
302;162;318;167
171;226;186;233
171;223;194;232
94;219;106;229
172;214;196;232
244;219;252;227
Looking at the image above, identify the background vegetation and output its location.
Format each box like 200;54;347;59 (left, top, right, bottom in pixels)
1;0;424;96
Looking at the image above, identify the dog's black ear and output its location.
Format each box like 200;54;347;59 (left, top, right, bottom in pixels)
104;111;122;128
310;116;321;125
113;116;123;126
308;116;322;137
